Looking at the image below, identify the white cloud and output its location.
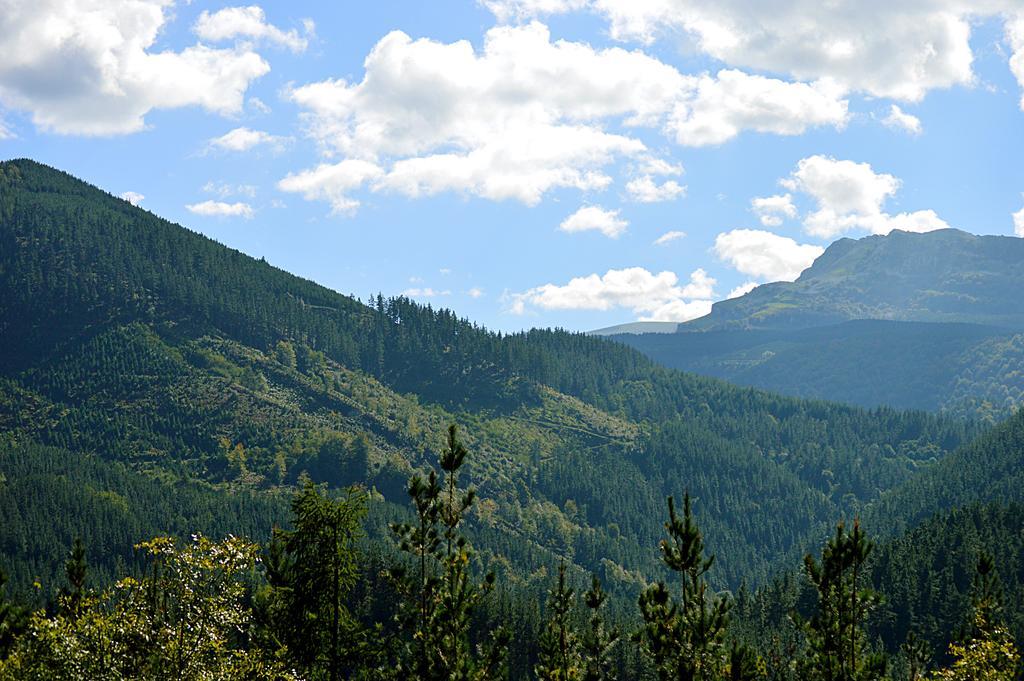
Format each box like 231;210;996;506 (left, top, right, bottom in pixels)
277;160;385;214
626;175;686;202
0;0;269;135
669;70;848;146
782;155;950;238
194;6;312;53
402;287;451;298
510;266;715;322
638;157;684;176
1013;205;1024;237
558;205;628;238
653;230;686;245
285;22;852;211
467;287;485;298
0;115;14;140
120;191;145;205
1007;13;1024;110
751;193;797;227
714;229;824;282
486;0;1005;102
208;127;287;152
883;105;922;135
202;181;257;199
186;200;254;219
727;281;758;299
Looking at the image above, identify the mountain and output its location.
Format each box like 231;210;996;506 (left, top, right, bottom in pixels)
688;229;1024;332
611;229;1024;419
614;319;1024;419
0;159;981;599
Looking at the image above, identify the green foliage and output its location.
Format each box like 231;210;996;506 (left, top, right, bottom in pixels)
536;562;583;681
262;482;369;680
0;535;292;680
389;425;510;680
798;521;886;681
637;493;736;680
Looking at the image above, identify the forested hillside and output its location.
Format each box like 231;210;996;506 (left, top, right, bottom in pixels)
614;320;1024;420
0;159;1021;679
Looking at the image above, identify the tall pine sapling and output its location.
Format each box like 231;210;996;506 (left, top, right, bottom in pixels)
390;424;509;681
536;562;582;681
637;493;741;681
582;574;619;681
799;519;886;681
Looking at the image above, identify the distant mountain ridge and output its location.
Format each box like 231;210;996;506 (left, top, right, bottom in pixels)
611;229;1024;418
686;229;1024;331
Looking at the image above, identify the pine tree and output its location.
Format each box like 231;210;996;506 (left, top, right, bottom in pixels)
581;574;619;681
637;493;741;681
798;519;886;681
60;537;87;618
390;424;509;680
536;562;582;681
265;482;369;681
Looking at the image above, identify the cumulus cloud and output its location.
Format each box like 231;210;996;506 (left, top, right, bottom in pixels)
207;127;288;152
0;115;14;140
751;193;797;227
882;105;922;135
484;0;1009;102
638;157;684;176
1007;13;1024;110
714;229;824;282
283;22;851;212
558;206;628;238
510;267;715;322
120;191;145;205
186;200;254;218
277;160;385;214
653;230;686;245
668;70;848;146
0;0;270;135
782;155;950;238
626;175;686;202
1013;205;1024;237
467;287;485;298
194;6;313;53
727;281;758;299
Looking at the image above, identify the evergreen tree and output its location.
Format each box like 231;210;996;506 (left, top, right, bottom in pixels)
60;537;87;618
637;493;738;680
536;562;582;681
264;482;369;681
390;424;509;680
581;574;619;681
798;520;886;681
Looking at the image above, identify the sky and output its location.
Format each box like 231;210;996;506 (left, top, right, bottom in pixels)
2;1;1024;333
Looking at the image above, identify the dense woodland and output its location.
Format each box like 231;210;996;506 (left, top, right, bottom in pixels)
0;159;1021;678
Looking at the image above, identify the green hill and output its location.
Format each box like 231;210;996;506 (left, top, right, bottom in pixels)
613;320;1024;419
0;159;984;599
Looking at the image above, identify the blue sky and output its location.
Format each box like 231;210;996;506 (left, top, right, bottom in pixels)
2;1;1024;332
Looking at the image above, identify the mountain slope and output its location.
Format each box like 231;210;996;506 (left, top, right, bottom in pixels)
0;159;983;593
612;320;1024;419
686;229;1024;331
